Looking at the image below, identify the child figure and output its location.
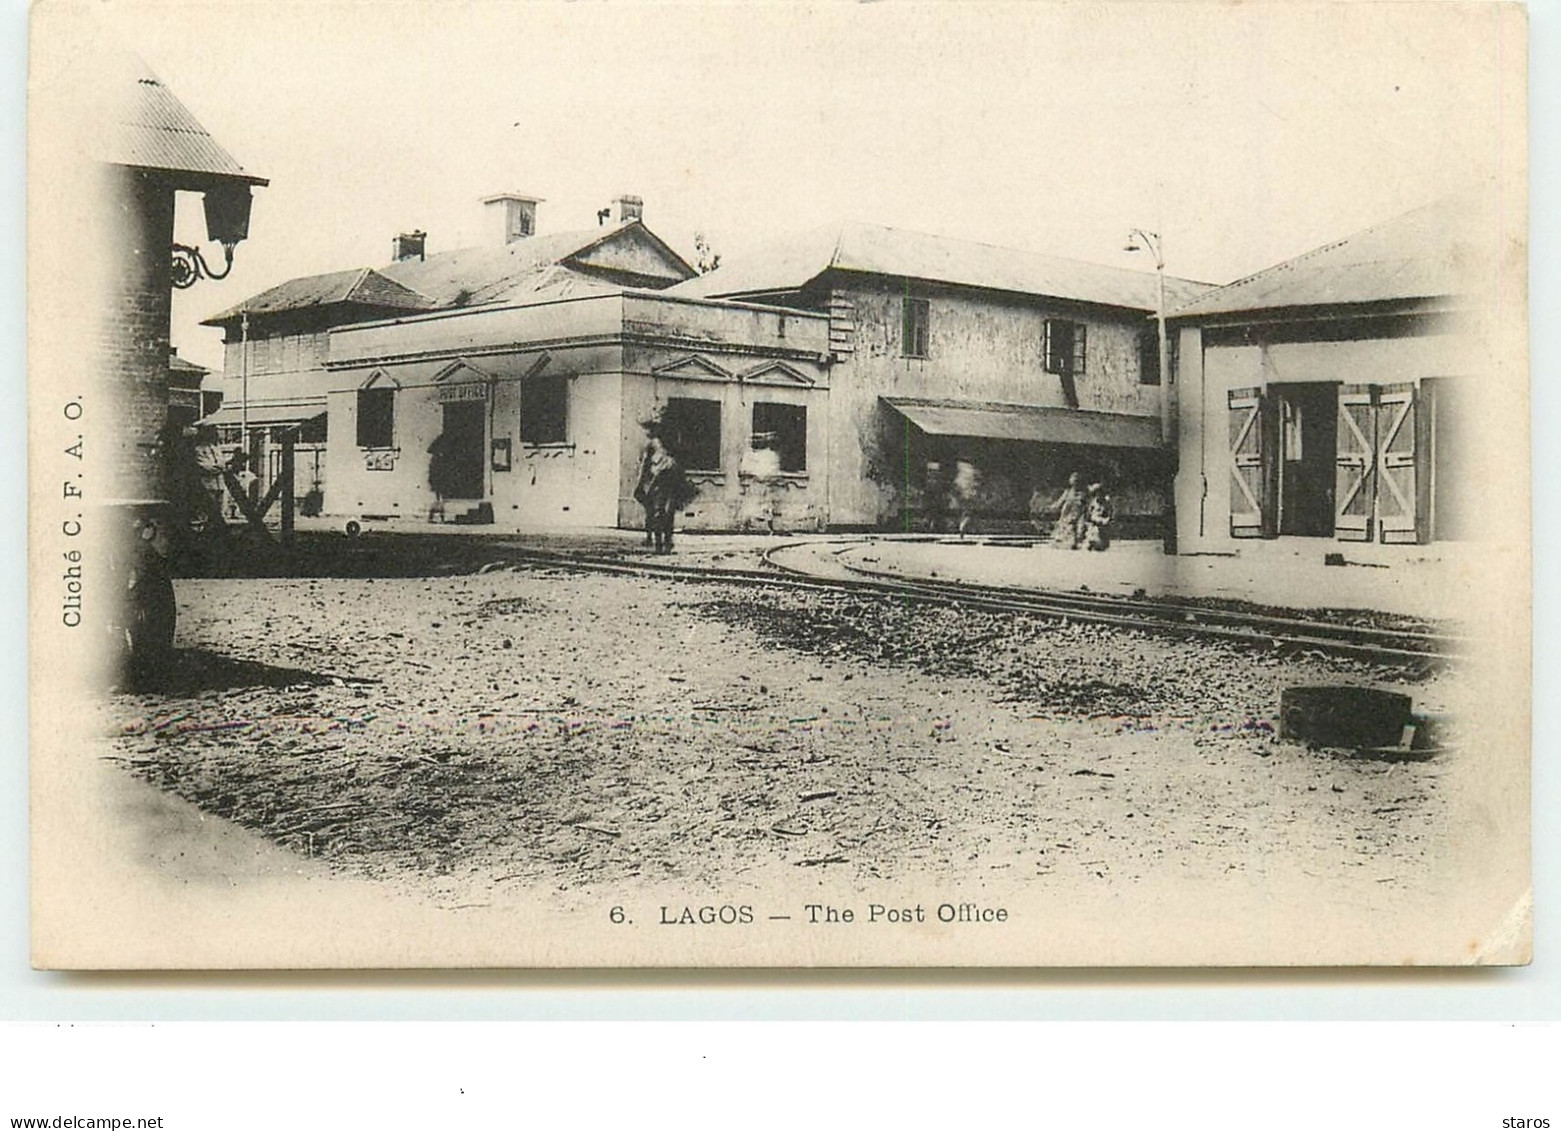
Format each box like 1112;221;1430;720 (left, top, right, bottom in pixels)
1083;482;1115;551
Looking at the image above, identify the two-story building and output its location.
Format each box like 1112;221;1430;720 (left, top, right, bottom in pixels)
209;210;1215;535
675;222;1209;532
206;195;834;531
200;195;698;511
322;289;831;531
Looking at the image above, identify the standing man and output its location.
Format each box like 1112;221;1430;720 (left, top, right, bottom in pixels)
190;424;230;534
636;430;696;553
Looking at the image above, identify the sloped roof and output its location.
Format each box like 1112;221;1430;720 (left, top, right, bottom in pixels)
674;222;1211;311
1167;190;1503;320
496;262;630;303
203;267;435;325
883;397;1162;450
377;225;645;306
207;220;693;326
98;49;266;184
201;401;327;427
168;352;209;377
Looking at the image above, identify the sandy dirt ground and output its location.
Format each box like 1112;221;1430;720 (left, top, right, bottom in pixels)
91;561;1488;948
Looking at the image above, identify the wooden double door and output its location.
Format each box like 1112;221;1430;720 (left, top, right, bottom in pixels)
1229;380;1442;544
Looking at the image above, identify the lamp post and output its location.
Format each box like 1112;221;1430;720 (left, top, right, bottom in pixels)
171;184;255;288
1125;228;1176;553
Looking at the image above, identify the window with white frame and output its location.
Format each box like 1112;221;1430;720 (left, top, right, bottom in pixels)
902;296;930;358
1043;318;1087;376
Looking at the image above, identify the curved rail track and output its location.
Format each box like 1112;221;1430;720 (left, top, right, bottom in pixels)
493;542;1460;667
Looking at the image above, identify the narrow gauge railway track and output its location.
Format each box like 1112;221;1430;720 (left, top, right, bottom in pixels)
809;552;1462;662
494;545;1459;667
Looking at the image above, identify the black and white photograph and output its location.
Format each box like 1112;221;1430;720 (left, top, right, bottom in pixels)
26;0;1529;968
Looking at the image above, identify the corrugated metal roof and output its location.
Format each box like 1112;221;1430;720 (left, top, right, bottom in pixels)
883;397;1162;449
203;267;436;324
378;227;634;307
201;403;327;426
168;353;209;377
675;222;1211;311
1167;189;1503;320
206;222;679;325
99;50;266;184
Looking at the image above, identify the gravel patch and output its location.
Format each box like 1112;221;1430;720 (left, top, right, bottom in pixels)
100;570;1460;909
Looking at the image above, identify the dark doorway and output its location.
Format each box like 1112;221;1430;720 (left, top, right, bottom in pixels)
1277;383;1337;537
441;401;486;500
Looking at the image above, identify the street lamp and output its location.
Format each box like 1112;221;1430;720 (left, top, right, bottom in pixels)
1125;228;1176;553
171;184;256;288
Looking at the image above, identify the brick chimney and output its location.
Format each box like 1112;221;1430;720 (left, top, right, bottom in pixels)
392;230;426;261
614;194;643;223
482;193;543;244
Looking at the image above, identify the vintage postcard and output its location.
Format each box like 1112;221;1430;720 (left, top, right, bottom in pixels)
28;0;1529;968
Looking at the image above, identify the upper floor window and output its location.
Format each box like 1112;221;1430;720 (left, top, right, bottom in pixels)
248;335;273;374
519;373;569;445
902;296;930;358
1138;329;1161;386
357;385;395;448
280;333;304;373
663;397;722;471
752;402;807;473
1043;319;1087;376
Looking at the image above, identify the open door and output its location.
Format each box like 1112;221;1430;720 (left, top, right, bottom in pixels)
1228;387;1276;538
441;400;487;500
1276;383;1339;537
1374;382;1421;544
1334;384;1376;542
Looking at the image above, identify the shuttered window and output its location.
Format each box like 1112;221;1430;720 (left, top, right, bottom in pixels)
1045;319;1087;408
1043;319;1087;376
902;296;930;358
1138;329;1161;386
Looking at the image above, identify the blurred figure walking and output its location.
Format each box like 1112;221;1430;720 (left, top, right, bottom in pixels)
1083;481;1115;551
951;459;980;537
1037;471;1087;549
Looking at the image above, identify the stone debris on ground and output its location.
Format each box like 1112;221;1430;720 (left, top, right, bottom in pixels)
100;565;1457;908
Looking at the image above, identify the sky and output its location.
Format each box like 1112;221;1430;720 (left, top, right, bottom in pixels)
83;1;1524;372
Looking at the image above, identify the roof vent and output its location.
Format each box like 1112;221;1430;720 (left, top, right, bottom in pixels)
482;193;543;244
392;230;426;262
